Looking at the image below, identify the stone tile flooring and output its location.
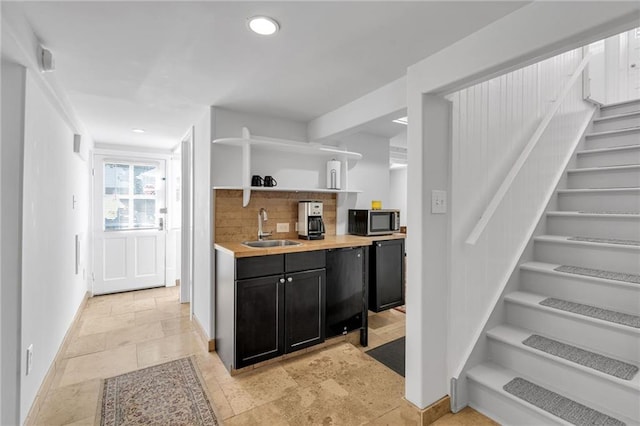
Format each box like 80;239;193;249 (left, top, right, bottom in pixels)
30;287;497;425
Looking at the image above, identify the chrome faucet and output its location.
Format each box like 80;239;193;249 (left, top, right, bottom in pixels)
258;208;272;240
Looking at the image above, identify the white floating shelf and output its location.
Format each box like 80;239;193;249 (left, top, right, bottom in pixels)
212;130;362;160
213;186;362;194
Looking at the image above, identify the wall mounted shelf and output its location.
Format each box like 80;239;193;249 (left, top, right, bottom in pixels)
212;128;363;160
212;128;363;206
213;186;363;194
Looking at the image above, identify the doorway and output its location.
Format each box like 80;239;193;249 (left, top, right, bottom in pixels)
93;155;167;294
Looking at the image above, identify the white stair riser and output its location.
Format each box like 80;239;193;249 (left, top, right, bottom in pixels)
546;215;640;240
600;102;640;117
567;169;640;189
593;114;640;132
520;269;640;315
577;148;640;168
505;302;639;363
534;241;640;275
558;191;640;213
488;340;639;421
586;130;640;150
467;379;562;425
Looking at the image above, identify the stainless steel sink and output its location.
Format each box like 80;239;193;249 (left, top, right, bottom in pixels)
241;239;302;248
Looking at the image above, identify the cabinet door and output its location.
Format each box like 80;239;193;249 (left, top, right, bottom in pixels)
371;239;404;311
284;269;326;353
326;247;364;338
236;275;284;368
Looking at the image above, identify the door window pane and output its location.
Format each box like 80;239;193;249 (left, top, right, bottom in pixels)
104;196;129;230
134;165;157;195
104;164;129;195
134;199;156;228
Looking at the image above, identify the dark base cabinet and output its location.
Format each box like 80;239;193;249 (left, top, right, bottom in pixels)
285;269;326;352
215;250;326;371
369;239;405;312
236;275;284;367
326;247;367;338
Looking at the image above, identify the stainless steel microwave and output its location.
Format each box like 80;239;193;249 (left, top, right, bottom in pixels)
348;209;400;236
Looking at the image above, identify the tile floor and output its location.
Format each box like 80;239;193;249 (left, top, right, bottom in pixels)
31;287;497;425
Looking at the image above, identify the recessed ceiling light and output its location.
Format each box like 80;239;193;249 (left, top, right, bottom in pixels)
248;16;280;36
392;116;408;125
132;128;145;134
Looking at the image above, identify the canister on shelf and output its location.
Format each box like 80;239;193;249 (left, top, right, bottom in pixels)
326;159;341;189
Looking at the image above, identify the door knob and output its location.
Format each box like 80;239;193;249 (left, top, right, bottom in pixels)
279;278;285;284
287;277;293;282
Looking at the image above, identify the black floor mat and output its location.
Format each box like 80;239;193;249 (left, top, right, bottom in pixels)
366;337;405;377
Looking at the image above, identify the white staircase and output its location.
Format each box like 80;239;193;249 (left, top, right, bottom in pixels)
467;99;640;425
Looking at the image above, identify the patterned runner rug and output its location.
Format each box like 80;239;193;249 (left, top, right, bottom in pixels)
98;356;218;425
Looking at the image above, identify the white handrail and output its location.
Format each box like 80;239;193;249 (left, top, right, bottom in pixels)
465;53;592;245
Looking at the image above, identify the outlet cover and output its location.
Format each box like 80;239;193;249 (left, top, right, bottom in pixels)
431;190;447;214
26;344;33;375
276;223;290;233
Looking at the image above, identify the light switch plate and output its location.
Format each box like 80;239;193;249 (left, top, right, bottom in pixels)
276;223;290;233
431;190;447;214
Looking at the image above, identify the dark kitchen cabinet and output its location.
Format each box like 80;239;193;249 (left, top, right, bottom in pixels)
236;275;284;367
215;249;326;371
369;239;405;312
284;269;326;352
326;247;367;338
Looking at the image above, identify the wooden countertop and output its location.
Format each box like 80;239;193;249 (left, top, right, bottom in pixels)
214;234;406;258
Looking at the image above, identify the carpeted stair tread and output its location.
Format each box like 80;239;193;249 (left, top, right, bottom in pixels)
554;265;640;284
540;298;640;328
567;237;640;247
523;334;638;380
503;377;625;426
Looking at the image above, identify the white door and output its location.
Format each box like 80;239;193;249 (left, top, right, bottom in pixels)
94;156;166;294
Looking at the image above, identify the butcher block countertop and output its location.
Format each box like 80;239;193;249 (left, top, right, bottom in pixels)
215;234;406;258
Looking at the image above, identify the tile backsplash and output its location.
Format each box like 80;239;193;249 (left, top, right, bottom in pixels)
214;190;336;243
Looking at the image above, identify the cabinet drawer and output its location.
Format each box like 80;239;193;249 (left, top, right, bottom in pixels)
236;255;284;280
285;250;326;272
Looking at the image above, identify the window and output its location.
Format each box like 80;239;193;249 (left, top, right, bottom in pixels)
104;162;160;230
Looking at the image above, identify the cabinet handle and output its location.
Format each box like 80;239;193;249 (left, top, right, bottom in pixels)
287;277;293;282
279;278;285;284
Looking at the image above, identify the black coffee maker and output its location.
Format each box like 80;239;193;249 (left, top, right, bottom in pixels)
298;201;325;240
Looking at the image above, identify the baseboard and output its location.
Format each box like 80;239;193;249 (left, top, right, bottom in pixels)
192;314;215;352
24;291;91;425
400;395;451;425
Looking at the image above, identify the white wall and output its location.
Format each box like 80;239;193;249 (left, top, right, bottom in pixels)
211;107;310;188
447;49;594;383
20;70;93;423
1;60;26;426
331;132;391;234
389;168;407;226
192;108;213;338
588;28;640;105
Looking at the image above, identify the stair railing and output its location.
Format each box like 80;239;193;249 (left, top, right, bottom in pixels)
465;52;592;245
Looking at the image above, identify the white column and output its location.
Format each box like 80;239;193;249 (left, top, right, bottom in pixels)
405;92;451;409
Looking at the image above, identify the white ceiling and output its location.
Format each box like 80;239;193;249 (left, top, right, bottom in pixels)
6;1;527;149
